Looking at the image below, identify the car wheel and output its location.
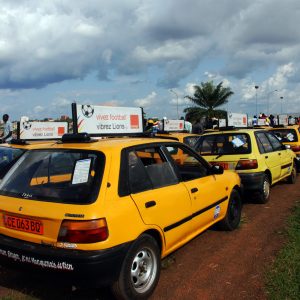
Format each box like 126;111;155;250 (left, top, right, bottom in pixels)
111;234;161;300
218;190;242;231
256;174;270;204
287;164;297;184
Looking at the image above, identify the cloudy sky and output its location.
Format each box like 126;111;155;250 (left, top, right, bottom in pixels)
0;0;299;121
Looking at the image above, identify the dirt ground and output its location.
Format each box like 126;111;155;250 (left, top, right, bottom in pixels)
0;179;299;300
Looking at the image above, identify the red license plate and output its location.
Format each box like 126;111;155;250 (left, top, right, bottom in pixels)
3;215;43;235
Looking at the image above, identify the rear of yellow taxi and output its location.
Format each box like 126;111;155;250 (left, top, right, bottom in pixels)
196;129;296;203
268;125;300;171
0;137;242;298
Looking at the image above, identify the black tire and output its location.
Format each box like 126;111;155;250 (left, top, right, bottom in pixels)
218;190;242;231
111;234;161;300
287;163;297;184
256;174;270;204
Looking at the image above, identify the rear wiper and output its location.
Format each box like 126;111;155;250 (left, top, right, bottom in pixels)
215;153;224;159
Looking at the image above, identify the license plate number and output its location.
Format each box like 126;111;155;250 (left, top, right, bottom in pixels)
3;215;43;235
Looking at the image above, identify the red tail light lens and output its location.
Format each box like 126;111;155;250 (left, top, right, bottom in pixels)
291;145;300;152
236;159;258;170
58;219;108;243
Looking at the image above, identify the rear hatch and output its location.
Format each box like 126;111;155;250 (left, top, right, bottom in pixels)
0;149;106;248
196;132;257;172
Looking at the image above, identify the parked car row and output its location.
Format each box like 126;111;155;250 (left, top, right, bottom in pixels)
0;124;297;300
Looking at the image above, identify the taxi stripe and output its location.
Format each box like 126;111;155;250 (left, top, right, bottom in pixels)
164;196;228;232
281;162;293;169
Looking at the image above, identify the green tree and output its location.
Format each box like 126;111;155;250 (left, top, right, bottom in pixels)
184;81;234;122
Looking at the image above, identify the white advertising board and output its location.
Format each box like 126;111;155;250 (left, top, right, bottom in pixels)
257;119;266;126
76;105;143;134
20;121;68;139
228;113;248;127
218;119;226;127
163;119;184;131
278;114;288;125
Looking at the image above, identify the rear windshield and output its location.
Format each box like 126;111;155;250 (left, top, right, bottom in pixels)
0;147;25;179
0;150;105;204
271;129;298;142
183;136;201;149
196;133;251;155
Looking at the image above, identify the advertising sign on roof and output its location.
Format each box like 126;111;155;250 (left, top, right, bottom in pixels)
20;119;68;140
163;119;184;132
228;112;248;127
278;114;288;126
76;105;143;135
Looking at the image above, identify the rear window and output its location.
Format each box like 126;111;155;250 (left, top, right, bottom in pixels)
0;147;25;179
270;129;298;142
183;136;200;149
0;150;105;204
196;133;251;155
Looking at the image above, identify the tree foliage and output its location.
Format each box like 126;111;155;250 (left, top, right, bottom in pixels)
184;81;234;122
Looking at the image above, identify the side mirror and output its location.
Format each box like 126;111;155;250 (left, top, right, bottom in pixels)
211;164;224;175
285;144;291;150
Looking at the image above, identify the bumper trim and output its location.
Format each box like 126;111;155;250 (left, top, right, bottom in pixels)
238;172;265;191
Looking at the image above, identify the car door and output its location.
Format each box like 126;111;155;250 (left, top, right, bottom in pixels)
126;145;194;250
255;132;281;181
266;132;293;178
164;144;229;229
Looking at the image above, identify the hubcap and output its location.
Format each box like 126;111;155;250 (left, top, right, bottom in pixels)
263;179;270;199
131;247;157;293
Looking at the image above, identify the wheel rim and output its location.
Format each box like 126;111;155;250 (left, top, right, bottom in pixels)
130;247;158;293
263;179;270;199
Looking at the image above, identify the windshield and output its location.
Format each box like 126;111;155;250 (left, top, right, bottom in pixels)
196;133;251;155
0;150;105;204
183;136;201;149
0;147;25;179
271;129;298;143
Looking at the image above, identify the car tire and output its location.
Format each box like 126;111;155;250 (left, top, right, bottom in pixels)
256;174;270;204
218;190;242;231
111;234;161;300
287;164;297;184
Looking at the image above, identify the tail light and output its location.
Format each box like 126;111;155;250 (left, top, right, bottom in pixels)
236;159;258;170
58;218;108;243
291;145;300;152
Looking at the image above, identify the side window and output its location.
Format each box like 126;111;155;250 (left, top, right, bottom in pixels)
128;147;178;194
266;132;284;151
165;145;208;181
256;132;273;153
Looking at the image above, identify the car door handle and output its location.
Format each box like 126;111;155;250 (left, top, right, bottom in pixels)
191;188;198;193
145;201;156;208
278;153;281;155
265;156;268;159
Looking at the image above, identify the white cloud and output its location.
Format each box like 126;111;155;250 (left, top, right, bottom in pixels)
33;105;45;114
134;92;157;107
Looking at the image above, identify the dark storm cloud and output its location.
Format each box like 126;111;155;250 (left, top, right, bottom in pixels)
0;0;300;89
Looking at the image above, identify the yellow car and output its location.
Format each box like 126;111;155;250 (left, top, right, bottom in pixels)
155;132;201;149
0;133;242;299
268;125;300;170
195;128;297;204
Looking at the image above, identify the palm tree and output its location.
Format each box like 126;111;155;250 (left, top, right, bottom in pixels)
184;81;234;122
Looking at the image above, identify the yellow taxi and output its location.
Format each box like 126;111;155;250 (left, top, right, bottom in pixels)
267;125;300;171
195;128;297;204
155;132;201;149
0;133;242;299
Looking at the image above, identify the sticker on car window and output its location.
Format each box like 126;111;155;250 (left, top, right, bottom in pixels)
231;138;245;148
286;133;294;141
72;159;92;185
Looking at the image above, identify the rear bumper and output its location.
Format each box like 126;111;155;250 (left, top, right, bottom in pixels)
0;234;132;286
238;172;265;192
